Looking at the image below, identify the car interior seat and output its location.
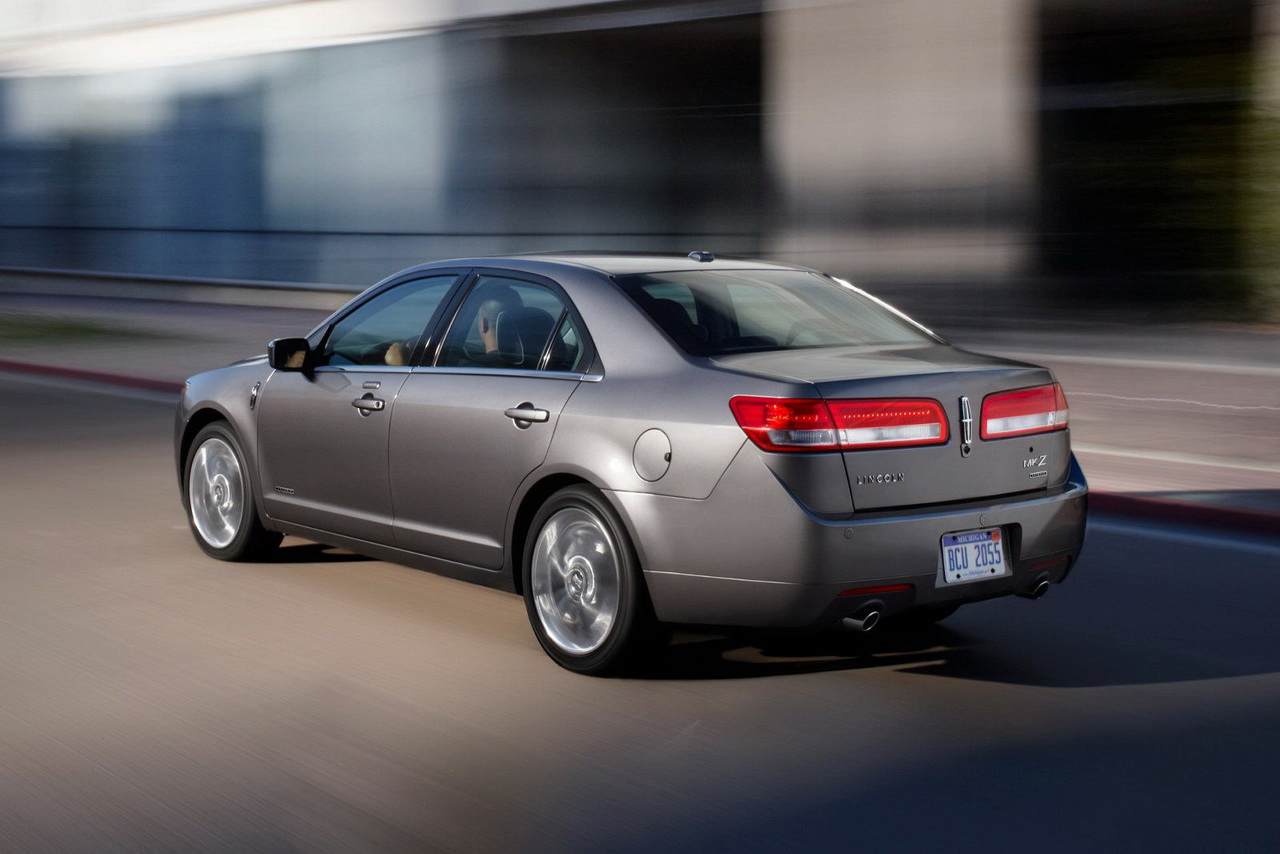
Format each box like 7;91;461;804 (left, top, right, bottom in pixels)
494;306;557;369
648;298;708;354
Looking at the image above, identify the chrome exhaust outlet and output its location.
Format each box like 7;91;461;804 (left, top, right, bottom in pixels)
1018;574;1052;600
841;605;882;633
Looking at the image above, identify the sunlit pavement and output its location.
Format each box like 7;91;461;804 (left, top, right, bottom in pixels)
1;375;1279;851
953;327;1280;534
941;322;1280;533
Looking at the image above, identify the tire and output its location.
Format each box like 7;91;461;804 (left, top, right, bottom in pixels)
523;485;664;675
183;422;282;561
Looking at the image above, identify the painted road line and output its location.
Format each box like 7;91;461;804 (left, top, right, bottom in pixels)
1074;443;1280;475
1070;392;1280;412
991;351;1280;377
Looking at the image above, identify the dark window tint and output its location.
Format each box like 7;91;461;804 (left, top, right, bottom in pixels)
437;276;586;372
318;275;456;367
545;312;587;372
616;270;934;357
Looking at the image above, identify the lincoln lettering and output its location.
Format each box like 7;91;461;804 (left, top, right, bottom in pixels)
856;472;905;485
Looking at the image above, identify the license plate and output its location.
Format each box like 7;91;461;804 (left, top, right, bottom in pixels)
941;528;1008;584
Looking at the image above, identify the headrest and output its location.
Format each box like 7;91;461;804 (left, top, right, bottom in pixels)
494;306;557;368
648;297;708;351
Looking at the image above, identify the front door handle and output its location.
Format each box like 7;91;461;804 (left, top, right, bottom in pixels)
504;405;550;424
352;395;386;416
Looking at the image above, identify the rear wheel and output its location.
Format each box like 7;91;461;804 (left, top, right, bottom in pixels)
184;422;281;561
523;485;664;675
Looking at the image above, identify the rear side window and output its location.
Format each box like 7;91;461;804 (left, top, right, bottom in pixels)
437;276;588;372
545;313;586;372
615;270;934;357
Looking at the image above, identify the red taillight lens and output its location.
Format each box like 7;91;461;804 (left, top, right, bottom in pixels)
980;383;1069;440
729;396;948;452
728;397;839;452
828;399;949;449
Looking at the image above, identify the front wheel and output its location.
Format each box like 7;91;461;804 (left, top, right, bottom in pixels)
184;422;281;561
523;485;664;675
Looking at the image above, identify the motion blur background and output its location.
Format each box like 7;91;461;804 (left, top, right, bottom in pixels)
3;6;1280;850
2;0;1279;320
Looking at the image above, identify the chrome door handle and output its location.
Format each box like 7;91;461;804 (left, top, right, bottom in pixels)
504;406;550;423
352;396;386;416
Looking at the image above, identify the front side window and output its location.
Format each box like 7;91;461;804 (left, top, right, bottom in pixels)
317;276;456;368
616;270;935;357
437;276;587;372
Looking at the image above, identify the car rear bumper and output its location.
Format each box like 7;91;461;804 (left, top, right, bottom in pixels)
611;450;1088;629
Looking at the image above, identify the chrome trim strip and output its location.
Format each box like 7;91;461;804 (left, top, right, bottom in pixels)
409;366;594;382
312;365;411;374
310;365;600;381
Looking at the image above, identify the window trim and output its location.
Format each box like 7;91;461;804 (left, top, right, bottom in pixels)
536;308;572;372
424;268;599;376
307;269;469;371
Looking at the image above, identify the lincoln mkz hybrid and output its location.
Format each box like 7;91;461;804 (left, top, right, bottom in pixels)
177;253;1088;674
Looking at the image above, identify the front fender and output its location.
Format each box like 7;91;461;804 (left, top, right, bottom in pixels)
175;359;274;522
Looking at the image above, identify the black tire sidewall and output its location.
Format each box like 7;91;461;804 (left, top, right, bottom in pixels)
184;422;264;561
522;485;644;676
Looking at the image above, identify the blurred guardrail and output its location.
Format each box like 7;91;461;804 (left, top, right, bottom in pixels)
0;266;358;311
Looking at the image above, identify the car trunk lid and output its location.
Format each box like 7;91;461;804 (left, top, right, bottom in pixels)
715;344;1072;510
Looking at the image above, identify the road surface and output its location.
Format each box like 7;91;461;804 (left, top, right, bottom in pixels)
1;377;1279;851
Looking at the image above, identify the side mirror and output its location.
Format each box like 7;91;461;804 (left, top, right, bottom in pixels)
268;337;312;371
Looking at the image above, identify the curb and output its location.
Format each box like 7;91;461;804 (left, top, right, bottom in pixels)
1089;493;1279;539
3;357;1277;539
0;358;184;395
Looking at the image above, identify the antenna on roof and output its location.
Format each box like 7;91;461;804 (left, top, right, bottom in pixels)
688;251;715;263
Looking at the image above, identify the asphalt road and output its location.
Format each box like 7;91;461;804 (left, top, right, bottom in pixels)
2;377;1280;852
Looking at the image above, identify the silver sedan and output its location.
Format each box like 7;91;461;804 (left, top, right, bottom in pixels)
177;253;1088;675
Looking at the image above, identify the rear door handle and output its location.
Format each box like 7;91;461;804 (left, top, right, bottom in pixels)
352;396;386;416
504;406;550;423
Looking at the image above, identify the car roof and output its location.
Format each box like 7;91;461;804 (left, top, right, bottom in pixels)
411;252;810;277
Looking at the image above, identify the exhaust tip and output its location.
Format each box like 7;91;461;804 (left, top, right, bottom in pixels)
841;608;881;633
1019;574;1052;600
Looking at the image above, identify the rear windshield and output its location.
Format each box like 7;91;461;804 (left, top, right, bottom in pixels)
615;269;935;357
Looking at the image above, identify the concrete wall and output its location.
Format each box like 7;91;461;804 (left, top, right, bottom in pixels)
0;6;764;285
0;0;1271;316
764;0;1035;283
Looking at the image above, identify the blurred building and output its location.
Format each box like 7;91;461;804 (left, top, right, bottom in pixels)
0;0;1276;316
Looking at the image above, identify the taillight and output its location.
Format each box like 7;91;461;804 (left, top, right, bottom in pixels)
730;396;948;452
980;383;1069;440
828;399;949;449
728;397;839;452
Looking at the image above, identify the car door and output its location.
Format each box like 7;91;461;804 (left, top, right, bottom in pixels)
389;272;595;569
257;273;460;543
